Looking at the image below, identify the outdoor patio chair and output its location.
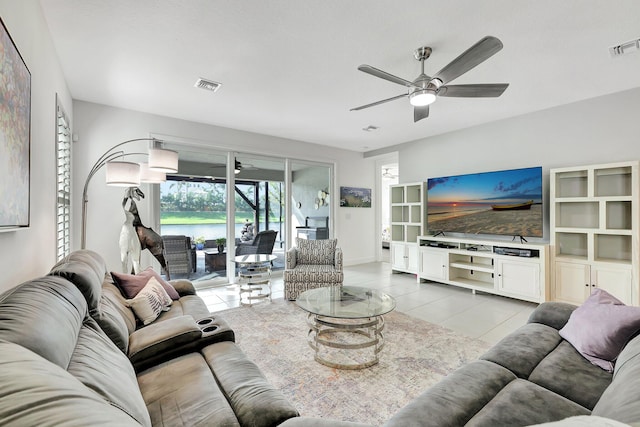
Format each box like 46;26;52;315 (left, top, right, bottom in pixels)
235;230;278;256
284;237;343;300
161;235;193;279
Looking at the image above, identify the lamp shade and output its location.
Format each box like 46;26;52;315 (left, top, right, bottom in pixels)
148;148;178;173
139;162;166;183
106;161;141;187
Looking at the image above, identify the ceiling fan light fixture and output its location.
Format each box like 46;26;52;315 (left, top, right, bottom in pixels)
409;89;437;107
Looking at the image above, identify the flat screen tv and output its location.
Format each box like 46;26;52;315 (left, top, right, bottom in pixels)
427;166;543;238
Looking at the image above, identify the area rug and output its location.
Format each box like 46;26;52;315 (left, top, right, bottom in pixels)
219;299;491;425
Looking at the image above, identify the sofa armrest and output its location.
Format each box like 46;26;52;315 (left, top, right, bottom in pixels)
527;301;577;331
168;279;196;296
286;247;297;269
128;315;201;369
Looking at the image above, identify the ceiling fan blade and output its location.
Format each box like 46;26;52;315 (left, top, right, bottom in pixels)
438;83;509;98
351;93;407;111
358;65;416;88
414;105;429;122
433;36;504;85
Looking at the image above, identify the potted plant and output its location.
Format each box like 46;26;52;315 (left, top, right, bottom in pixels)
194;236;205;250
215;237;226;253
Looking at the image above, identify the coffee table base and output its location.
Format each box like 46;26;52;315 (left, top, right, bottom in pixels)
306;313;386;370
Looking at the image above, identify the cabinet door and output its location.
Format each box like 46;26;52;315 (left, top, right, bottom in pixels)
391;243;407;270
554;261;590;305
419;249;447;281
497;259;540;300
406;244;419;273
592;265;633;305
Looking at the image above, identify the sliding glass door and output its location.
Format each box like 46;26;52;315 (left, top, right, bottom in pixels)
151;140;331;286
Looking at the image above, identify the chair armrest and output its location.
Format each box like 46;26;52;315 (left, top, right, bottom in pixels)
236;245;257;256
334;247;343;271
286;247;297;269
168;279;196;296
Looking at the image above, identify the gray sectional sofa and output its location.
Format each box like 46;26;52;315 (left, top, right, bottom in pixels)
0;250;299;426
384;301;640;426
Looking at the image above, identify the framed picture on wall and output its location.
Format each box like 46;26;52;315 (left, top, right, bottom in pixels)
340;186;372;208
0;17;31;230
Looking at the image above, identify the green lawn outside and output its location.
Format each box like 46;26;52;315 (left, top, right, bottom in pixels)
161;211;280;225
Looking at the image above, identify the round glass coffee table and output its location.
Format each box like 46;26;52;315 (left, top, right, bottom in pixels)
296;286;396;369
234;254;277;306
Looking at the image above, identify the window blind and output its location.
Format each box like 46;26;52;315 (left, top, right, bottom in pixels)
56;102;71;260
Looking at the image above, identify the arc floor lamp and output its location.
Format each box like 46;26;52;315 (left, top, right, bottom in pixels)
81;138;179;249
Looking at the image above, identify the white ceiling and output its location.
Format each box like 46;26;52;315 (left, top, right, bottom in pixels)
39;0;640;153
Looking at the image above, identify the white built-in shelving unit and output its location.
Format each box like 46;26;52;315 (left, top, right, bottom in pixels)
550;161;639;306
389;182;427;274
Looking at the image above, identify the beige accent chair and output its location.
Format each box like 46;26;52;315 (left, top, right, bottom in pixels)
284;238;343;300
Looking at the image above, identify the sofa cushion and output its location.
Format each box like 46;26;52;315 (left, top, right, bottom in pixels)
283;263;343;283
99;282;137;349
559;288;640;372
296;238;337;265
466;379;590;426
112;267;180;300
202;341;299;427
384;360;516;427
0;341;143;427
528;301;577;330
480;323;562;379
49;250;111;312
127;277;173;325
528;341;612;410
137;352;240;426
68;318;151;426
0;276;86;369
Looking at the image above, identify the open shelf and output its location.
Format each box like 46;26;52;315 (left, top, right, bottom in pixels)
595;234;632;263
555;202;598;228
595;166;632;197
391;186;404;204
606;201;632;230
556;170;588;198
405;185;423;203
555;232;588;259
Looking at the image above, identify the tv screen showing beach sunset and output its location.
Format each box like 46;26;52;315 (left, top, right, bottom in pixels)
427;166;543;238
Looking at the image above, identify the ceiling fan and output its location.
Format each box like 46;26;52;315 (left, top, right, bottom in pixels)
351;36;509;122
382;168;398;178
209;159;258;175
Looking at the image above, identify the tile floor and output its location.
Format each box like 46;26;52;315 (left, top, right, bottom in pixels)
196;261;538;345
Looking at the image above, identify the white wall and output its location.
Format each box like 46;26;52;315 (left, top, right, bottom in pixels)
368;87;640;243
0;1;73;292
72;101;377;271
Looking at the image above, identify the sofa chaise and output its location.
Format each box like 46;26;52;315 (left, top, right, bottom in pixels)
0;249;299;426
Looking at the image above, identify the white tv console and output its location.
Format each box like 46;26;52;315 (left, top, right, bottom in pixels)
417;236;549;303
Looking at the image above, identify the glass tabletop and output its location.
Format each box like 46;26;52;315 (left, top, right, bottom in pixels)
233;254;277;264
296;286;396;319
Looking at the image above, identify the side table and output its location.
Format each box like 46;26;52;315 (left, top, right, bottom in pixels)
234;254;277;306
204;250;226;272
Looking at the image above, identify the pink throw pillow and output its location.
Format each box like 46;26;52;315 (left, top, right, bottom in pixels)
111;267;180;300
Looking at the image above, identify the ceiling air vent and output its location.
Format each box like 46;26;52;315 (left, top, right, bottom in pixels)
194;78;222;92
609;38;640;57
